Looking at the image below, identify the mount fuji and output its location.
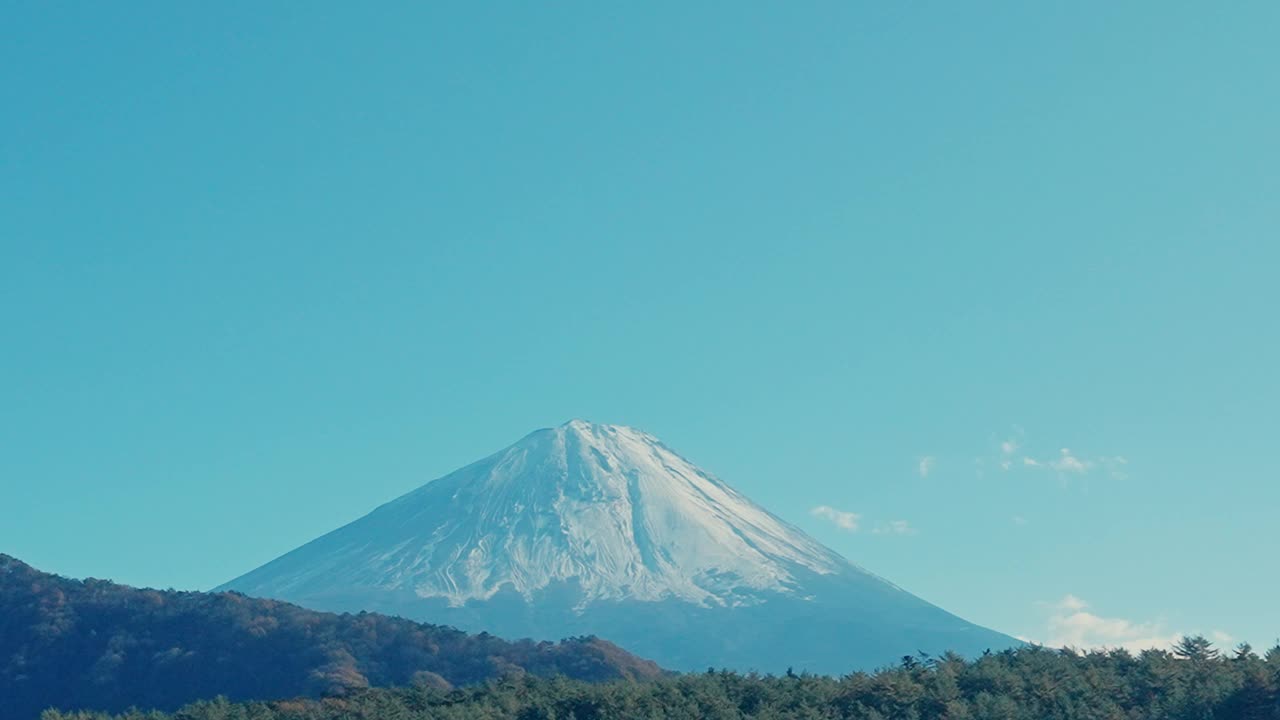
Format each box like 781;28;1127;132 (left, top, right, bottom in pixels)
219;420;1017;673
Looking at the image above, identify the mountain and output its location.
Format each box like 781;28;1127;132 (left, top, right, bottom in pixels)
0;554;661;719
220;420;1018;673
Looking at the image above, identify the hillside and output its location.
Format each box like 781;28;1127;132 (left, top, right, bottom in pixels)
0;554;661;719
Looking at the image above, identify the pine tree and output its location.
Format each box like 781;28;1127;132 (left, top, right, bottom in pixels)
1173;635;1220;662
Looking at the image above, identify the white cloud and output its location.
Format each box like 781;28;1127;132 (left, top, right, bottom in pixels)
1026;595;1232;653
999;438;1020;470
1100;455;1130;479
1006;441;1128;481
1055;594;1088;612
872;520;917;536
1012;515;1029;526
810;506;916;536
1033;595;1178;650
918;456;935;478
1050;448;1092;474
810;505;860;532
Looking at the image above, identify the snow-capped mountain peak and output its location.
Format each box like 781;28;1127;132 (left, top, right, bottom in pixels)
220;421;1018;673
229;420;848;608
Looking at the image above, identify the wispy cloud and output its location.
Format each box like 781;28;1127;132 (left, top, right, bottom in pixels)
872;520;917;536
810;505;860;532
1056;593;1088;612
1024;595;1231;652
1100;455;1130;479
983;429;1129;482
810;506;916;536
918;456;935;478
1012;515;1029;526
1049;448;1091;474
1026;450;1129;479
998;433;1022;470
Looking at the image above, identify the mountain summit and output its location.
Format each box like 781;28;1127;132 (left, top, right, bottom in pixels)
227;420;849;608
221;420;1016;672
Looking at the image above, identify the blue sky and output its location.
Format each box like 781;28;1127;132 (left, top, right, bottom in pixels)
3;2;1278;651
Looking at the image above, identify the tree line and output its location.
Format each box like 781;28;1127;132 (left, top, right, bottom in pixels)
39;636;1280;720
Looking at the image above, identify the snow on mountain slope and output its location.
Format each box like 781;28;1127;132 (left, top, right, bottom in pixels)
225;420;864;608
221;420;1018;673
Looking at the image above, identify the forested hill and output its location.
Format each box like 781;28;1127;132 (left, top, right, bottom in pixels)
0;554;662;719
43;638;1280;720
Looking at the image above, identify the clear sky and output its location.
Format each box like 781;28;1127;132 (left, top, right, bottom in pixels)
3;2;1278;652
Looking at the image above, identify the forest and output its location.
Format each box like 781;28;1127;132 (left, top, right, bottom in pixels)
0;555;660;719
9;553;1280;719
37;636;1280;720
